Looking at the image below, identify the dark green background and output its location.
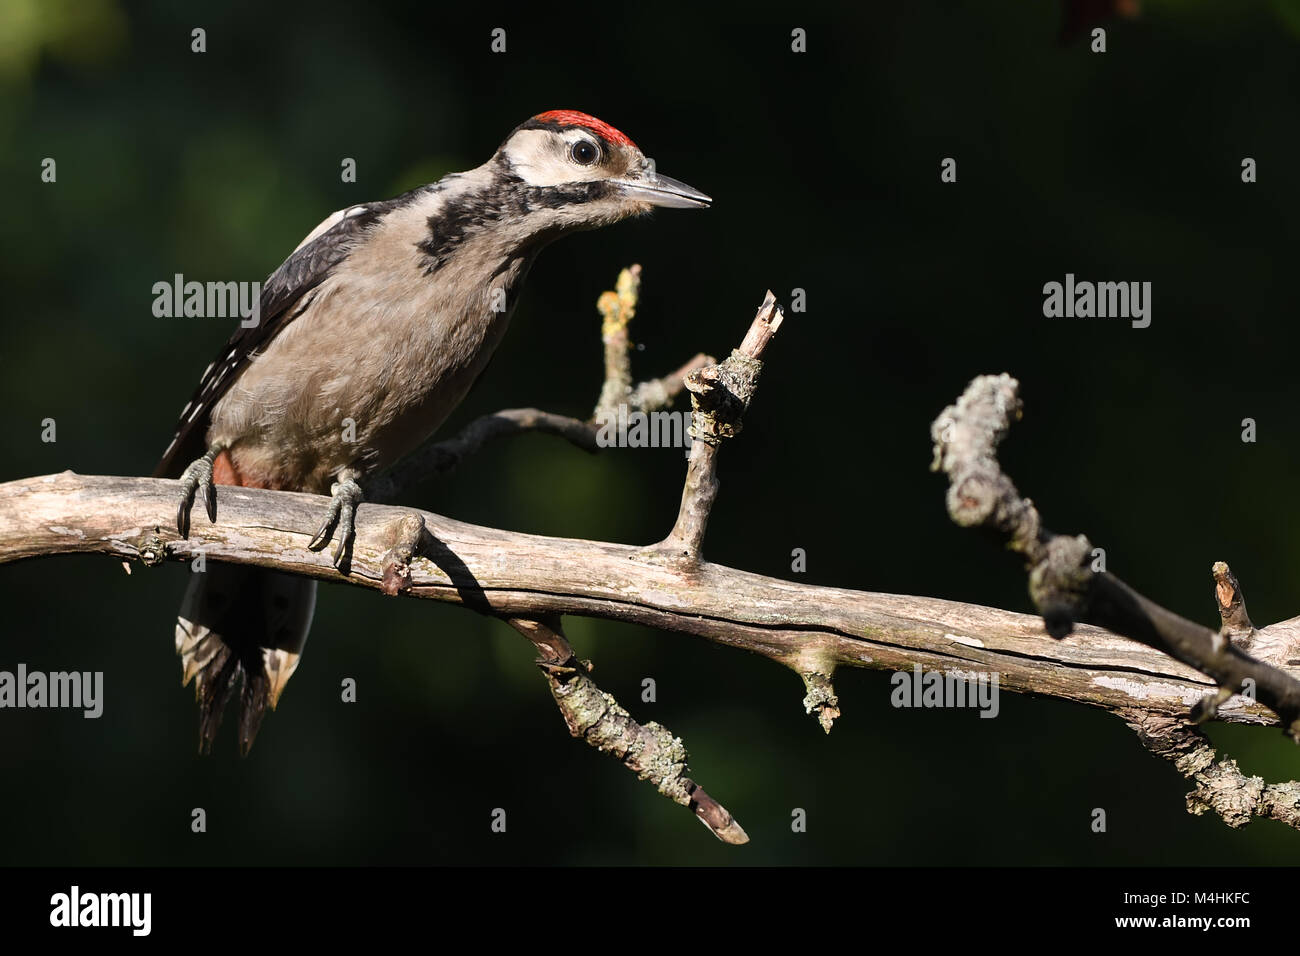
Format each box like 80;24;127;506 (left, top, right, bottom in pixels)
2;0;1299;864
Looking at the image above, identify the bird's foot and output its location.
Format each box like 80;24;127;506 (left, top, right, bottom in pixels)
307;469;364;568
176;444;224;536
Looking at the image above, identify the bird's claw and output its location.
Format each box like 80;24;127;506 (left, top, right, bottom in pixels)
308;476;363;568
176;447;221;536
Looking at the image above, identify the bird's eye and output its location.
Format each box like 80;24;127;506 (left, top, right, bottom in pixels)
569;140;600;166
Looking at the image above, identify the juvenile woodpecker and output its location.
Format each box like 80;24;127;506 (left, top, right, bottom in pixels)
156;111;710;754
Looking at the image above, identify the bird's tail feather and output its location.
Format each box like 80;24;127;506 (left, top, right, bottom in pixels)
175;563;315;755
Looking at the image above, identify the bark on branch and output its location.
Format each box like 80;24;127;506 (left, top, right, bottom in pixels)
505;615;747;844
5;470;1300;830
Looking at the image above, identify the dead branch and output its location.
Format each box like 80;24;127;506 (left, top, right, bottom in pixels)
506;615;747;844
6;467;1300;830
1213;560;1258;651
1132;711;1300;830
4;276;1300;840
930;373;1300;740
591;263;713;424
653;290;781;564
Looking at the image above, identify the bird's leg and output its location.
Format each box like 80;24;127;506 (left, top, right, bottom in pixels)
307;467;364;568
176;442;227;536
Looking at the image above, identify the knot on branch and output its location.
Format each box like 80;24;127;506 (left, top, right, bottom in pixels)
1028;534;1093;638
379;512;426;595
686;349;764;445
135;530;168;567
800;671;841;733
1186;756;1271;829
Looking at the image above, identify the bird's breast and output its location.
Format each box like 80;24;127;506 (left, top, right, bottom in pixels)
210;247;532;490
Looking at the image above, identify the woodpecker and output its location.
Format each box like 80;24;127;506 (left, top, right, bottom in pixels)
156;110;710;755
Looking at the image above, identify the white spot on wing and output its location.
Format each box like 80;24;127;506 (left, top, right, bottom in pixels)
293;205;361;253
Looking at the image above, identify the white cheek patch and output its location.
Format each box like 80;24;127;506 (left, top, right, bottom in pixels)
504;128;605;188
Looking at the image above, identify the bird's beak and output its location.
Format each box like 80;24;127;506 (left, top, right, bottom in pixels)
614;168;712;209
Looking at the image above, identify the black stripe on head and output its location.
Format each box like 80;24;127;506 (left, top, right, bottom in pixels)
417;175;617;273
522;180;616;208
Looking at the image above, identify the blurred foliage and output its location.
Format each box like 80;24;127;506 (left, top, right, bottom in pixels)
1;1;1299;864
0;0;125;83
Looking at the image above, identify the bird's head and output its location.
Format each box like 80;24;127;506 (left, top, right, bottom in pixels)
494;110;711;230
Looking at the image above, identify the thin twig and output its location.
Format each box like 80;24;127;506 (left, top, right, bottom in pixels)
504;615;747;844
656;291;784;563
368;408;599;503
1213;561;1258;650
592;264;716;423
627;353;713;413
593;264;643;421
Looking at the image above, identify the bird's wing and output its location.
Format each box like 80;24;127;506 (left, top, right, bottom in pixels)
153;187;433;478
